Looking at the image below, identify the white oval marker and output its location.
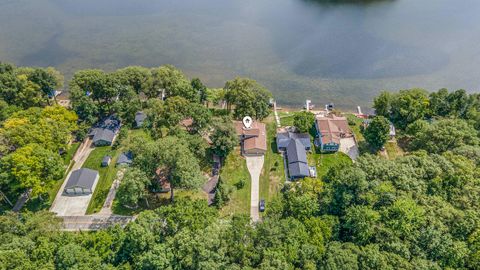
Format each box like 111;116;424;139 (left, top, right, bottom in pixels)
243;116;253;129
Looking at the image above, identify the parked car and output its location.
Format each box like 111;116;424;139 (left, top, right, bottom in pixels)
259;199;265;212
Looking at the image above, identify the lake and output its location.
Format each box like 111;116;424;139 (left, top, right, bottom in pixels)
1;0;480;109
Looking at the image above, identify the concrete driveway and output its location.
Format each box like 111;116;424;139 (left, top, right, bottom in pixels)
246;155;264;222
50;139;95;216
339;137;359;160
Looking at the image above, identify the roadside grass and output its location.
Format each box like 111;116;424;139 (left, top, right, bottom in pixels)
25;142;81;212
83;146;121;214
112;188;207;216
385;141;404;160
260;117;285;205
219;148;251;217
308;152;352;179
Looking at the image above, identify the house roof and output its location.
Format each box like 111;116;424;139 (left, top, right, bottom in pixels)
65;168;98;190
93;128;116;144
286;139;308;164
234;121;267;152
315;115;352;145
102;156;111;164
90;115;121;143
117;152;133;165
277;130;311;149
135;111;146;126
288;160;310;178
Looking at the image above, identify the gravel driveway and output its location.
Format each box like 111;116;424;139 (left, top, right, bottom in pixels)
245;155;264;222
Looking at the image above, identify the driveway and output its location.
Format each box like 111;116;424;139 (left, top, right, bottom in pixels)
245;155;264;222
50;139;95;216
339;137;359;160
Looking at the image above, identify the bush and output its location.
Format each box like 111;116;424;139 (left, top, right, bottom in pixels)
235;179;246;189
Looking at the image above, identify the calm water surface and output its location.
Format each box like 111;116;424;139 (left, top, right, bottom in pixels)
1;0;480;108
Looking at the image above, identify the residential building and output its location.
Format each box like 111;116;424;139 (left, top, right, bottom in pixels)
89;115;121;146
315;115;353;152
286;139;309;179
135;111;147;128
116;152;133;166
234;120;267;156
64;168;99;195
276;128;311;152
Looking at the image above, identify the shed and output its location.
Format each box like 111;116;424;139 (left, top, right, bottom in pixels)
101;156;111;167
135;111;147;128
64;168;99;195
117;152;133;166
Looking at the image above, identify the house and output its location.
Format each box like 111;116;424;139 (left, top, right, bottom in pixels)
135;111;147;128
315;115;353;152
116;152;133;166
101;156;111;167
64;168;99;195
276;128;311;152
286;139;310;179
89;116;121;146
234;120;267;156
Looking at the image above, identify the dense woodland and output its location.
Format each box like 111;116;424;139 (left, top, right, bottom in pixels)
2;62;480;269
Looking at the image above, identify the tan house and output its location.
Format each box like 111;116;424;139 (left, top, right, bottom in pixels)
314;115;353;152
234;121;267;156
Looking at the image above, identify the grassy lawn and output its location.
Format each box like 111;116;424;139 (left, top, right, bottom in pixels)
112;188;207;216
260;117;285;205
83;146;121;214
385;141;404;160
308;152;352;179
345;114;365;142
63;142;80;165
219;148;251;217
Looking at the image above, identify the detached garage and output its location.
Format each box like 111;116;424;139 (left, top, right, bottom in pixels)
64;168;99;195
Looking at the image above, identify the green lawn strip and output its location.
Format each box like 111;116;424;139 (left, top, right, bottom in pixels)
345;114;365;142
309;152;352;179
385;141;404;160
279;113;296;127
260;118;285;207
219;148;251;217
112;188;207;215
83;146;121;214
63;142;80;165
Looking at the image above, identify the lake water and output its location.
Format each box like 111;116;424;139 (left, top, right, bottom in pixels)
1;0;480;109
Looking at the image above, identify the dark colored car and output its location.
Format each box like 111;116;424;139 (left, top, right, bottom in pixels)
259;199;266;212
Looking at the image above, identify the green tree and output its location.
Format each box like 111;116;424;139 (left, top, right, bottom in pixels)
293;111;315;133
117;168;150;208
373;91;392;118
363;116;390;151
0;143;64;197
113;66;151;94
224;77;271;120
149;65;198;102
343;205;380;245
389;89;429;129
191;77;208;104
210;116;238;157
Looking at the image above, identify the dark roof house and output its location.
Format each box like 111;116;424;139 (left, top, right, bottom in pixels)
101;156;111;167
135;111;147;128
286;139;310;179
89;116;121;146
116;152;133;166
276;129;311;151
64;168;99;195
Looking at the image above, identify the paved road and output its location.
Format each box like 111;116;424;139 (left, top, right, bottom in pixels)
61;215;135;231
50;138;95;216
246;155;264;222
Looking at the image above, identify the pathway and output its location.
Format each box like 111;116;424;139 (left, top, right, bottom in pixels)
97;169;125;215
273;101;281;128
339;137;359;161
245;155;264;222
61;215;135;231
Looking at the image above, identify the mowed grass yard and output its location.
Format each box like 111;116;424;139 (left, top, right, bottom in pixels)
260;117;285;204
219;148;251;217
83;146;121;214
308;151;352;179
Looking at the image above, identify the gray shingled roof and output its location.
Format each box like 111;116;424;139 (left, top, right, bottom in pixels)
288;161;310;178
286;139;308;164
117;152;133;165
93;128;116;144
65;168;99;190
277;131;311;150
135;111;146;127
